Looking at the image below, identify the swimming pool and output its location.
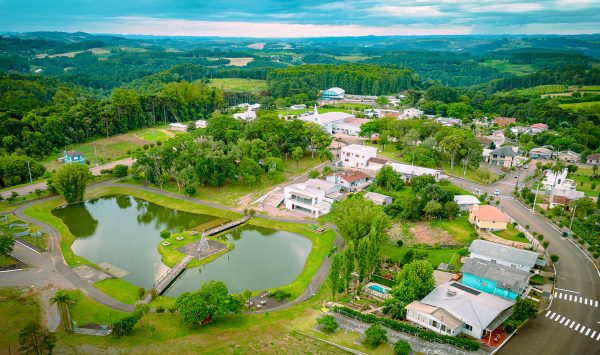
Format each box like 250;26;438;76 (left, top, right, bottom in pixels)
367;284;389;294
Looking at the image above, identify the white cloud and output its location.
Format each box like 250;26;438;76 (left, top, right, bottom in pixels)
369;5;446;18
463;3;545;13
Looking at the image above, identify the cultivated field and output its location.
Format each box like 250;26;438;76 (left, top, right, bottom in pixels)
208;78;267;94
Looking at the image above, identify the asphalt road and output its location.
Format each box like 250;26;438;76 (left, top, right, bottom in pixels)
446;172;600;355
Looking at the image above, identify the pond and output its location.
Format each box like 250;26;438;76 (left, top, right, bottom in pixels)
52;195;312;296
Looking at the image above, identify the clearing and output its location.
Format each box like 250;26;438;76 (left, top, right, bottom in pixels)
208;78;267;95
559;101;600;111
480;60;536;76
0;288;41;351
247;42;266;50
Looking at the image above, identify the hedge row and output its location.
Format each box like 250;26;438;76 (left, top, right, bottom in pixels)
333;306;480;351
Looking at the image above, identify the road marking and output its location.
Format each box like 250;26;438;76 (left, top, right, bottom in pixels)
545;311;552;317
580;326;586;334
553;291;557;298
569;321;576;328
574;324;580;331
586;329;591;336
596;300;599;307
549;313;557;320
585;298;588;305
555;288;580;294
596;332;600;341
578;296;583;303
569;294;573;301
591;331;597;339
560;317;568;324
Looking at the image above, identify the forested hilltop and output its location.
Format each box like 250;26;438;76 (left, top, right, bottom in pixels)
1;32;600;189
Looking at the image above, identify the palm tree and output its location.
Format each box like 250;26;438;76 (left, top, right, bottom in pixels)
50;291;74;332
550;161;566;190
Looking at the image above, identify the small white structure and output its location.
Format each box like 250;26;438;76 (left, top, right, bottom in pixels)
169;122;188;132
453;195;480;211
326;170;371;191
529;123;548;134
340;144;378;169
195;120;208;129
557;150;581;163
290;104;307;110
469;240;539;272
298;106;363;136
233;109;257;121
283;179;342;217
406;282;514;339
390;162;442;181
363;192;393;206
401;108;424;119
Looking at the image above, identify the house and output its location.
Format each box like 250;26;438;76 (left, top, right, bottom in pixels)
366;157;389;170
436;117;462;127
487;146;520;168
326;170;371;192
482;149;493;160
333;117;369;136
461;258;531;300
454;195;480;211
586;153;600;165
64;150;85;164
233;109;257;121
340;144;377;168
321;87;345;100
169;122;188;132
468;205;509;231
406;282;514;339
290;104;307;110
400;108;424;119
510;126;529;135
390;162;443;182
363;192;393;206
529;123;548;134
493;117;516;127
298;106;363;136
546;188;585;208
476;136;493;148
486;130;506;147
377;109;401;119
529;147;554;160
195;120;208;129
468;240;540;272
283;179;342;217
542;169;574;191
557;150;581;163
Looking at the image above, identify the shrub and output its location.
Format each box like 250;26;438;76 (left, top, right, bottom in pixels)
156;305;165;314
550;254;559;263
160;230;170;239
137;287;146;299
394;340;412;355
111;314;140;338
317;315;338;333
396;240;404;247
525;225;530;230
113;164;129;178
143;144;149;150
184;184;197;197
543;241;550;248
168;307;176;314
537;235;544;241
517;232;526;239
157;141;163;146
364;324;388;348
268;289;291;301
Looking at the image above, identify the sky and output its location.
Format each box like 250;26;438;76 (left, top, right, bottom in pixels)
1;0;599;37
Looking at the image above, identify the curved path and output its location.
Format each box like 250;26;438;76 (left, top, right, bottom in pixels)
4;181;342;320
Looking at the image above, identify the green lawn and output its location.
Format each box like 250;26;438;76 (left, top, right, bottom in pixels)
493;223;529;243
440;161;499;184
380;242;462;270
0;255;16;266
158;230;233;269
569;174;600;196
512;85;568;96
94;279;142;304
207;78;267;95
559;101;600;112
429;216;477;245
480;60;537;76
0;288;41;350
64;289;127;325
364;141;406;161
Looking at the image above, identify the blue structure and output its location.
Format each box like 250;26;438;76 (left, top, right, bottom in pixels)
321;87;345;100
64;150;85;164
461;258;531;300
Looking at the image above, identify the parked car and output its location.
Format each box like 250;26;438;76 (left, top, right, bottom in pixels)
493;189;500;196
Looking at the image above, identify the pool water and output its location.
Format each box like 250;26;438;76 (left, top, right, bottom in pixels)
368;284;389;294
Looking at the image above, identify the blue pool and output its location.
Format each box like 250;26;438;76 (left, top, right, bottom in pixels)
368;284;389;294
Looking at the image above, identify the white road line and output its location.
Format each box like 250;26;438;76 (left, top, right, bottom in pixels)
556;316;563;323
545;311;552;317
585;298;588;305
549;313;557;320
553;291;557;298
586;329;591;336
569;321;576;329
579;296;584;303
596;332;600;341
560;317;568;324
591;331;597;339
555;288;580;294
574;324;580;331
569;294;573;301
558;293;563;299
596;300;599;307
580;326;586;334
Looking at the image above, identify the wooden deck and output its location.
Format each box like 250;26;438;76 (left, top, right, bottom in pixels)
145;255;194;300
203;215;250;236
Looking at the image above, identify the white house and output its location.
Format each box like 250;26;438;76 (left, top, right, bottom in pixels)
542;169;572;191
401;108;424;119
557;150;581;163
363;192;393;206
406;282;514;339
340;144;377;168
454;195;480;211
283;179;342;217
233;109;257;121
529;123;548;134
298;106;363;136
390;162;443;181
468;240;540;272
586;153;600;165
326;170;371;191
169;122;188;132
290;104;307;110
195;120;208;129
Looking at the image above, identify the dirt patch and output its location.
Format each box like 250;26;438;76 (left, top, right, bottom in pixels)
225;57;254;66
247;42;266;50
388;223;414;244
410;223;459;246
159;129;176;138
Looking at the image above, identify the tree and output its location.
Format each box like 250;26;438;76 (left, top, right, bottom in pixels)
364;324;388;348
423;200;442;219
309;170;320;179
356;237;370;284
175;281;241;324
440;134;464;170
328;253;342;300
319;148;334;162
52;164;91;204
330;198;390;242
376;96;389;106
49;291;74;332
385;260;435;318
340;242;355;293
317;315;339;333
112;164;129;177
376;166;402;191
0;235;16;256
444;201;460;220
550;254;560;263
292;146;304;166
512;299;538;322
18;322;56;355
112;314;140;338
394;340;412;355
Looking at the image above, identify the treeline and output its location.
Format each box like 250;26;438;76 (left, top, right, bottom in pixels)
267;64;419;99
0;74;225;157
362;51;508;86
486;65;600;92
131;113;332;193
0;154;46;188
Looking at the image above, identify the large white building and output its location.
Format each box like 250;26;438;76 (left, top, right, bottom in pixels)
339;144;378;168
389;162;443;181
298;106;364;136
406;282;514;339
542;168;573;191
283;179;342;217
401;108;424;119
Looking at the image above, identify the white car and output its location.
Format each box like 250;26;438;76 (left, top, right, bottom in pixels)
493;189;500;196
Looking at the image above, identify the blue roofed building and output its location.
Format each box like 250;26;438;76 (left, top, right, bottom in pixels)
461;258;531;300
64;150;85;164
321;87;345;100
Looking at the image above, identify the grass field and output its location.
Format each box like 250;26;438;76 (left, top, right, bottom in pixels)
513;85;568;95
94;278;142;304
569;174;600;196
440;162;499;185
207;78;267;95
333;55;371;62
0;288;41;351
429;216;477;245
380;242;462;270
493;224;529;243
480;60;537;76
559;101;600;111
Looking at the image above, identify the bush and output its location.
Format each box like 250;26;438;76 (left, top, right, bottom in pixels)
184;184;197;197
268;289;291;301
317;315;338;333
160;230;170;239
137;287;145;299
333;306;480;351
396;240;404;247
364;324;388;348
543;241;550;248
156;305;165;314
394;340;412;355
113;164;129;178
111;314;140;338
550;254;560;263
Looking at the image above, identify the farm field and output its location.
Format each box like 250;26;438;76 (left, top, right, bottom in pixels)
207;78;267;94
559;101;600;111
480;60;537;76
512;85;568;95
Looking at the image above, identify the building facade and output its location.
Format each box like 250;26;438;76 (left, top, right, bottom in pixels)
340;144;378;168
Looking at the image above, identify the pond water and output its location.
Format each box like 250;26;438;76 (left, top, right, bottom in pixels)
52;195;312;296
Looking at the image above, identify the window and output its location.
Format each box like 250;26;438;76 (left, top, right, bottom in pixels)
465;324;473;331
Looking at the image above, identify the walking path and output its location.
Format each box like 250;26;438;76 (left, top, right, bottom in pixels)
144;255;194;301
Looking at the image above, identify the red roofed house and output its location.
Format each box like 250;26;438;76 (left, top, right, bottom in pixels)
493;117;516;127
529;123;548;134
326;170;371;192
468;205;510;231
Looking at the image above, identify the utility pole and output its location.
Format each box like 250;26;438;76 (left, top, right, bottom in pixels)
532;182;540;213
569;201;578;231
26;160;33;183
